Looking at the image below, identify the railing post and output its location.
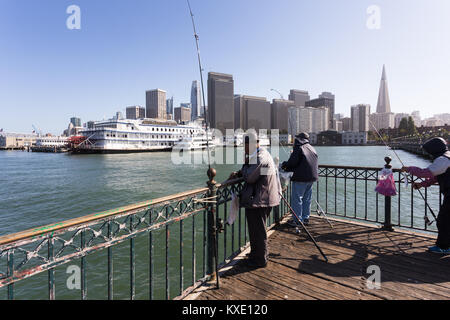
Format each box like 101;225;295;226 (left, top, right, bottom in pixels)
382;156;394;231
7;249;14;300
206;167;218;286
48;235;55;300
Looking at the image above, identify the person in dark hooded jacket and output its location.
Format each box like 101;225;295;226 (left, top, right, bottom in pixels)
402;137;450;253
281;132;318;226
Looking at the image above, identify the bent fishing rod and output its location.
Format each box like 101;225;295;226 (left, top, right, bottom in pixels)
187;0;211;170
279;192;329;262
369;120;438;224
186;0;220;287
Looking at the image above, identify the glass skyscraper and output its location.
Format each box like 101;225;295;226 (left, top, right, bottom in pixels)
190;80;201;121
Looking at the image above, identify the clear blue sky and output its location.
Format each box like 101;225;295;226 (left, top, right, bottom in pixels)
1;0;449;134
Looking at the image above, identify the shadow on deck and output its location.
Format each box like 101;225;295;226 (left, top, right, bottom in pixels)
187;217;450;300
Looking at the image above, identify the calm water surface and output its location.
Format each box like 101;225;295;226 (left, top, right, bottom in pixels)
0;146;430;235
0;146;432;299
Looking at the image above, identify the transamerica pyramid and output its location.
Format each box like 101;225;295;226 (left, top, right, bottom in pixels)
376;65;391;113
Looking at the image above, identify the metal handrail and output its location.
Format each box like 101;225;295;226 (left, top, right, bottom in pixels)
0;187;209;247
0;161;440;300
0;174;290;300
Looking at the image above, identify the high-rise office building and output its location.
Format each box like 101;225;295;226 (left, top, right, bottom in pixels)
242;96;271;131
288;89;310;107
208;72;234;133
319;92;335;101
370;65;394;130
234;95;244;130
126;106;145;120
174;107;191;124
376;65;391;113
235;95;271;131
271;99;295;133
342;117;352;131
191;80;201;121
333;120;343;132
146;89;167;119
369;112;395;130
311;107;329;133
350;104;371;132
288;107;300;137
299;108;313;134
166;97;174;118
305;92;335;128
70;117;81;127
289;107;329;134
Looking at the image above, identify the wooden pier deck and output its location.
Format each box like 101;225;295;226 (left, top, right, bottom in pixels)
186;217;450;300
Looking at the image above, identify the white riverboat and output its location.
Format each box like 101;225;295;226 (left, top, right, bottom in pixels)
220;133;270;147
172;132;215;151
224;133;244;147
35;136;69;148
31;136;69;152
71;118;208;153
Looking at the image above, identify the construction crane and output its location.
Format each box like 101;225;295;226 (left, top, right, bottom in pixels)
32;125;42;137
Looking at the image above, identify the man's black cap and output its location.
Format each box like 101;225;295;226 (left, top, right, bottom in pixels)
295;132;309;140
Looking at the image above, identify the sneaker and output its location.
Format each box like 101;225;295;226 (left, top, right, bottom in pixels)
428;246;450;254
303;218;310;226
287;219;300;227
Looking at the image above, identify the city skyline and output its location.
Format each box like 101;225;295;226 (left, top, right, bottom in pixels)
1;0;450;134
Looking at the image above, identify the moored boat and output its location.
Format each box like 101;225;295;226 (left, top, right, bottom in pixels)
70;118;208;154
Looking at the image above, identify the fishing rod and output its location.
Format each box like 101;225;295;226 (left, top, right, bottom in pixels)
369;120;438;225
314;199;333;228
186;0;220;287
279;192;329;262
187;0;211;170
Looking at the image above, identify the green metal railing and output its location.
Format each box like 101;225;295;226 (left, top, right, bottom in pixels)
1;159;439;300
0;169;291;300
314;158;441;233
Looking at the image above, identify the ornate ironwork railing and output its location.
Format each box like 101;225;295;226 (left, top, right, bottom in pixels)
1;158;439;300
0;170;291;300
314;159;441;233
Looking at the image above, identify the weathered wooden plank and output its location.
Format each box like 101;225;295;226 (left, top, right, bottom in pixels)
292;234;450;297
268;241;416;300
197;276;282;300
312;230;450;281
223;266;317;300
193;217;450;301
254;261;381;300
269;234;450;300
280;221;449;271
288;222;450;275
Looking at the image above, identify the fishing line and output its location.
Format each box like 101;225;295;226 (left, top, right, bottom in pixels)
186;0;222;290
369;120;437;224
187;0;211;170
